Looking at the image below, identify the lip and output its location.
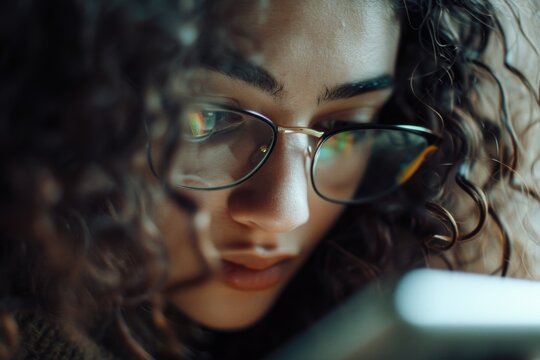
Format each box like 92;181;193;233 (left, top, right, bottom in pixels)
219;259;290;291
220;251;295;270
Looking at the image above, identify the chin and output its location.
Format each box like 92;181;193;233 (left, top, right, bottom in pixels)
192;310;267;331
167;278;281;331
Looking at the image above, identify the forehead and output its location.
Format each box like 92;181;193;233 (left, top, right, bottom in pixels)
194;0;400;109
215;1;398;70
225;1;398;56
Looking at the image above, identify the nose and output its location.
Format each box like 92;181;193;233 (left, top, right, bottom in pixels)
227;135;310;233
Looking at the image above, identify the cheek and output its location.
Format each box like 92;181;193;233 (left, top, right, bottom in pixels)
156;199;216;287
306;192;345;245
176;186;230;213
170;189;238;252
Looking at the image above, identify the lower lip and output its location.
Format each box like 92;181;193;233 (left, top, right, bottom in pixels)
220;260;288;291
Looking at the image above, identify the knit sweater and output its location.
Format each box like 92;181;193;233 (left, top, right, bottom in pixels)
15;312;118;360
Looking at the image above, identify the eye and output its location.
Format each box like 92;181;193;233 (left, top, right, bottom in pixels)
320;131;354;155
315;107;379;131
315;119;358;132
317;130;368;162
183;109;244;141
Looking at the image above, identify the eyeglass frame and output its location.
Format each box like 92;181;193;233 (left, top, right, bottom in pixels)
147;100;442;205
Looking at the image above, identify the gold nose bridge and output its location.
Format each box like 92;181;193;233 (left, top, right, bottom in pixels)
274;126;320;176
277;126;324;139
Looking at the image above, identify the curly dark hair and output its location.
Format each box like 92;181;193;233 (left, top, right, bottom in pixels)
320;0;540;285
0;0;208;358
1;0;539;359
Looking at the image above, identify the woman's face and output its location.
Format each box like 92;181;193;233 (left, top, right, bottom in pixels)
161;0;400;330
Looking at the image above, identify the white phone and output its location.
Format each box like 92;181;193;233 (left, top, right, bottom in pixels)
269;269;540;360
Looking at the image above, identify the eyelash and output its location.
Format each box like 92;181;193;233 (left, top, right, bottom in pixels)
314;119;357;131
182;94;382;133
316;112;379;131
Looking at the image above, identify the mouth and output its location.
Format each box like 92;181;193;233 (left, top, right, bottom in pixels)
219;258;290;291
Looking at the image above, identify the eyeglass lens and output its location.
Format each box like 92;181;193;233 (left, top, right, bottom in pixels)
164;105;275;189
313;129;433;202
150;103;433;203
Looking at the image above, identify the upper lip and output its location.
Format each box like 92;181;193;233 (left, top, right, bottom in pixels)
220;251;295;270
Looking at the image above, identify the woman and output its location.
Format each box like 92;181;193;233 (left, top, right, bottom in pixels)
2;0;539;359
156;0;540;358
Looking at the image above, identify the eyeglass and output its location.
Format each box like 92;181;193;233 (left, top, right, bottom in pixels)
148;100;440;204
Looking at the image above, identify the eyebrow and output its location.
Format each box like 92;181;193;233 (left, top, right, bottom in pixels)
318;75;393;104
196;49;393;102
198;49;285;97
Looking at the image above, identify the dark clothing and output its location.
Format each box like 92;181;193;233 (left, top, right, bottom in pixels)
15;312;118;360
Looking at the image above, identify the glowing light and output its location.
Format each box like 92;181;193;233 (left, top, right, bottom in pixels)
396;269;540;327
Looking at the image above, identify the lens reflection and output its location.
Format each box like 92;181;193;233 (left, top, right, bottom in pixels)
312;129;430;202
166;106;275;189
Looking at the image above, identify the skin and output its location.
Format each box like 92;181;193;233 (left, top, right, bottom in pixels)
160;0;401;330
